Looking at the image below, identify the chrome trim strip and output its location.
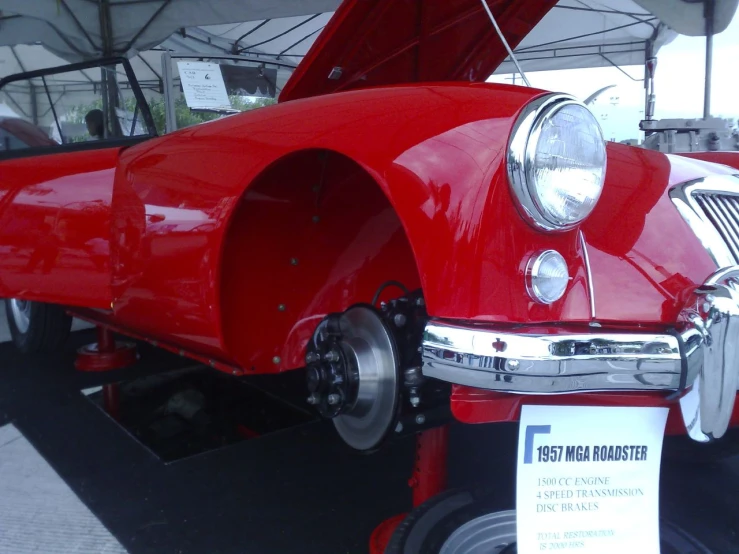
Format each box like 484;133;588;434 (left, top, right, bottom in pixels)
579;230;596;320
422;321;682;394
670;174;739;268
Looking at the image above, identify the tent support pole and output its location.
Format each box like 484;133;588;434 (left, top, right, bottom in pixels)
641;39;657;137
30;84;38;125
99;0;120;138
161;52;176;133
703;0;714;120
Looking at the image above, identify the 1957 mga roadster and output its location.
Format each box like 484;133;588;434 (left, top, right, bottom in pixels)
1;0;739;551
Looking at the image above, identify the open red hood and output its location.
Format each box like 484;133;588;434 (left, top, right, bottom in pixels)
280;0;557;102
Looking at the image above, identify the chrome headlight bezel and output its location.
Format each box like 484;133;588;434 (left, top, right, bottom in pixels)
507;94;606;232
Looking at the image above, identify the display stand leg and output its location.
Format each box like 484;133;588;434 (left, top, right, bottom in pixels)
75;326;137;372
369;425;450;553
102;383;121;421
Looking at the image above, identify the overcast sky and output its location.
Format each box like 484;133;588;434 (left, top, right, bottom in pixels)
489;13;739;141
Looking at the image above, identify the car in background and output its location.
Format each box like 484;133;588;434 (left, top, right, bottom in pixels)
0;116;56;151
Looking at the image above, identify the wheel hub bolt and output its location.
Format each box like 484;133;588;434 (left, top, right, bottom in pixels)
306;394;320;405
324;350;340;362
415;414;426;425
327;393;341;405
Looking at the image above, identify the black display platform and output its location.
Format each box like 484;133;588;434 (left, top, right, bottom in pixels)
0;329;738;553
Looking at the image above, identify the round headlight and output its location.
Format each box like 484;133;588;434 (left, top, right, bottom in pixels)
508;95;607;231
526;250;569;304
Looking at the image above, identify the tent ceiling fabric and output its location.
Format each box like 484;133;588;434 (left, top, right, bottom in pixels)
0;0;737;87
637;0;738;35
0;0;341;61
495;0;673;74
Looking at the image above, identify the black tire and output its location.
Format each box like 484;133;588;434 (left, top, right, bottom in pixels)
5;299;72;354
386;489;713;554
663;428;739;464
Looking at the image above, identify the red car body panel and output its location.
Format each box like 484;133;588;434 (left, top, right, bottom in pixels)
582;149;729;324
280;0;558;102
106;83;576;371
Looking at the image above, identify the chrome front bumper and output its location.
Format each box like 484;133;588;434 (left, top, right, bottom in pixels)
422;266;739;442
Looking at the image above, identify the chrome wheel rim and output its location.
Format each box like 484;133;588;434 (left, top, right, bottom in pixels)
440;510;517;554
9;299;31;334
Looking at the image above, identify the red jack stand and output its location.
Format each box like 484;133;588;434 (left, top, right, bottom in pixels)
102;383;121;421
369;425;450;554
75;326;137;372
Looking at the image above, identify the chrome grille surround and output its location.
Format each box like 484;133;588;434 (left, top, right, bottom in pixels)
678;267;739;442
670;174;739;268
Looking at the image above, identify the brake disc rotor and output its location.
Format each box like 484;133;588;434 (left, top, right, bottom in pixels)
332;305;399;451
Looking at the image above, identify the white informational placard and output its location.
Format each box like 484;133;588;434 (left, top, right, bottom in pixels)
517;405;668;554
177;61;232;110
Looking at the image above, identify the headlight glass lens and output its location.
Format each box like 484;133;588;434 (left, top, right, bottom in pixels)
530;104;606;227
509;96;607;231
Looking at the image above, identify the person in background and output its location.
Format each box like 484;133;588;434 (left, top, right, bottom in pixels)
85;109;105;140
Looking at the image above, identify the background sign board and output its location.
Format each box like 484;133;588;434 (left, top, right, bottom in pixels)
177;61;231;111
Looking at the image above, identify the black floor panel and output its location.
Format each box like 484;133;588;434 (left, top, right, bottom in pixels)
83;366;317;462
1;330;738;553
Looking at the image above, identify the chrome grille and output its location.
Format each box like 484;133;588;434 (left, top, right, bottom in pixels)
670;176;739;268
693;192;739;263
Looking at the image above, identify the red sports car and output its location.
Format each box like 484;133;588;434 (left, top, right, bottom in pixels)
1;1;738;551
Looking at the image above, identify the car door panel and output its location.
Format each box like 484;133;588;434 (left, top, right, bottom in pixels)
0;148;120;308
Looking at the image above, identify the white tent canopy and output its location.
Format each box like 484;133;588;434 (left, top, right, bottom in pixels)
1;0;736;76
0;0;340;61
2;0;737;81
497;0;738;74
496;0;675;75
0;0;736;126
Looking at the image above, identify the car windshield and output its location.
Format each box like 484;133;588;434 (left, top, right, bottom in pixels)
0;61;153;149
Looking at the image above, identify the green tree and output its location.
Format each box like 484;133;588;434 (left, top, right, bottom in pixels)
152;95;276;133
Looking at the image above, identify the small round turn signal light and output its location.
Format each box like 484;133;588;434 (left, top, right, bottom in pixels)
526;250;569;304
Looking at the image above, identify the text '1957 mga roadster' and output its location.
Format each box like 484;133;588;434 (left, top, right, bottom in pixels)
1;0;739;552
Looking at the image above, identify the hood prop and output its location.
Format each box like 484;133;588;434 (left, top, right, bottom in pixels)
480;0;531;87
